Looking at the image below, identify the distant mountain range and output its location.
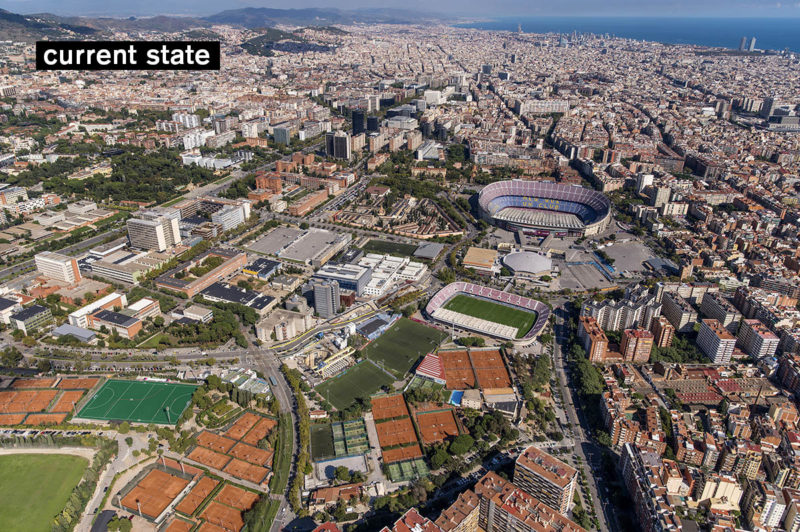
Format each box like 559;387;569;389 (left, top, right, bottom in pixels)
0;8;100;41
0;6;445;41
205;7;445;27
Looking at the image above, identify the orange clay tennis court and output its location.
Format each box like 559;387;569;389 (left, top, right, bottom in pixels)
189;447;232;470
51;391;85;413
164;518;195;532
0;413;25;425
229;442;273;467
371;394;409;421
240;417;277;445
470;349;511;388
197;431;237;453
1;389;58;412
56;378;99;390
223;458;269;485
120;469;190;519
201;501;245;531
224;412;260;440
24;413;67;425
214;484;259;511
0;391;14;411
375;418;418;448
197;522;227;532
416;410;460;444
161;457;202;476
11;378;56;389
440;350;476;389
175;476;218;516
382;444;423;463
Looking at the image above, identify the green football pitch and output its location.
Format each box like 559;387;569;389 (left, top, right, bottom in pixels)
77;379;197;425
442;294;537;338
315;360;394;411
361;318;448;378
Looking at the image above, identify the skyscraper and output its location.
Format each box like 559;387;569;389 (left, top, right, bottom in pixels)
367;116;380;132
325;131;352;160
739;36;747;51
313;280;340;319
748;37;757;52
273;126;291;145
352;110;365;135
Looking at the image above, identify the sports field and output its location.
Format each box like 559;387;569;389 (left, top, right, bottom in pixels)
363;239;418;257
315;360;394;411
442;294;537;338
77;379;197;425
362;318;448;377
0;454;88;532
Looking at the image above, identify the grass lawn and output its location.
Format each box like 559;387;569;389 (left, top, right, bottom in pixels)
442;294;537;338
269;413;294;492
0;454;88;532
362;239;418;257
362;318;448;378
315;360;394;411
137;332;170;349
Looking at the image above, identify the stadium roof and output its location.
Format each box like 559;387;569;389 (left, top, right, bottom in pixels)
478;179;610;228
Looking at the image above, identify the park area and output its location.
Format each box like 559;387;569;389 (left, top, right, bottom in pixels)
0;453;88;532
315;360;394;411
77;379;197;425
361;318;448;378
442;294;537;338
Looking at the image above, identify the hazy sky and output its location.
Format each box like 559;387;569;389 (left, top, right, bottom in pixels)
3;0;800;18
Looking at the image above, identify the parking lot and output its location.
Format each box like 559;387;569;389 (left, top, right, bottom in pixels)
599;238;658;274
556;261;616;292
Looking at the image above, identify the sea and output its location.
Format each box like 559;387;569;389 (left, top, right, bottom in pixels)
455;17;800;53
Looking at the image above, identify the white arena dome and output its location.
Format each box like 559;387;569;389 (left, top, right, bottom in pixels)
503;251;553;276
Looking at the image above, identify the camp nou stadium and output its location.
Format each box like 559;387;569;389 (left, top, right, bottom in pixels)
478;179;612;237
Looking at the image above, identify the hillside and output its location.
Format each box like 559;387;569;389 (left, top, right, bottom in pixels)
0;8;98;42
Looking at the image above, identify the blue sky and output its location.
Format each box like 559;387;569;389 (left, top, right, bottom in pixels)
3;0;800;17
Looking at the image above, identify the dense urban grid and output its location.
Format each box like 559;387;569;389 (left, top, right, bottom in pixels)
1;15;800;532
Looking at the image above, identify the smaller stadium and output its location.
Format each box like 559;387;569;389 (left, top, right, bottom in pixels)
478;179;611;236
425;282;550;347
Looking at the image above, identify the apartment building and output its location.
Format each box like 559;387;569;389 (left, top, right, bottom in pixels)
621;328;654;363
578;315;608;363
662;292;698;333
475;472;584;532
700;292;742;334
697;319;737;364
513;446;577;515
738;319;780;359
650;316;675;348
